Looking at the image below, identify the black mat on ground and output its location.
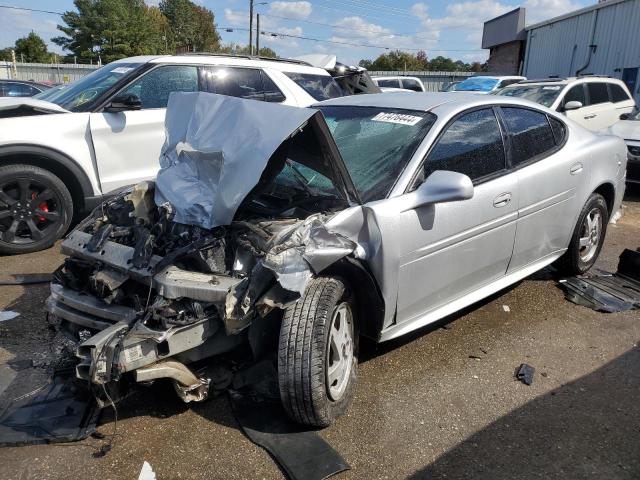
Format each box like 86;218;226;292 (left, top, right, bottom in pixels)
559;248;640;312
230;390;350;480
0;369;100;446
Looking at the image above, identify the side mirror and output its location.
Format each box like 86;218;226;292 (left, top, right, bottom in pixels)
619;113;631;120
563;100;583;111
402;170;474;212
104;94;142;113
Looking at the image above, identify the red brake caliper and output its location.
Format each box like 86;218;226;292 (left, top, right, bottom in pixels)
31;192;49;222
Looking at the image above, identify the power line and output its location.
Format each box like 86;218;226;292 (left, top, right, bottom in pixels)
0;4;64;15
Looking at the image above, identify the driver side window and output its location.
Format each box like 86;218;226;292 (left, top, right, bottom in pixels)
420;108;506;184
120;65;198;109
562;85;586;108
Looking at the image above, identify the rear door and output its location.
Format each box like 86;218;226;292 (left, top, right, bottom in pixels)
89;64;200;193
608;82;636;119
585;82;618;130
502;107;580;272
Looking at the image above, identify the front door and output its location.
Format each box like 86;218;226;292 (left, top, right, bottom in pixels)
383;107;519;325
90;64;200;193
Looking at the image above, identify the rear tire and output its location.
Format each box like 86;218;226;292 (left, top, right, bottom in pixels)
0;164;73;255
556;193;608;276
278;277;358;427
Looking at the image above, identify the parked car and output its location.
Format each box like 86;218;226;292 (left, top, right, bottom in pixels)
371;76;426;92
451;76;525;94
0;79;52;97
47;91;626;427
496;76;635;132
0;54;349;254
440;80;461;92
609;107;640;183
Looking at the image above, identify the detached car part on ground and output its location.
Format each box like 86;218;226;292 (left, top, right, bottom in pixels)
47;91;626;427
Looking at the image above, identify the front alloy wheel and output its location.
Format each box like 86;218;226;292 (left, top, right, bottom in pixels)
0;165;72;255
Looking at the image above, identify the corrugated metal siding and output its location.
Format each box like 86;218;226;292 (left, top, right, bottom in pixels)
0;62;99;83
523;0;640;102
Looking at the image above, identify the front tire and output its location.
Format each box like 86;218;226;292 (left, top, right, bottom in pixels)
0;164;73;255
556;193;609;276
278;277;358;427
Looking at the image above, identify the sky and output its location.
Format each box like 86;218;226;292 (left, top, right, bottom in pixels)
0;0;592;65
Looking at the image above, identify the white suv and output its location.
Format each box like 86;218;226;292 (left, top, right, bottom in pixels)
497;76;636;132
0;54;345;254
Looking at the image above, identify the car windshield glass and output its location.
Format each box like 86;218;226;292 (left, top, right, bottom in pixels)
496;84;563;107
41;62;144;111
284;72;343;101
34;84;67;101
454;77;499;92
318;106;436;201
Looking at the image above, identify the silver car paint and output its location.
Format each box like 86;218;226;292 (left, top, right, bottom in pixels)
319;92;627;339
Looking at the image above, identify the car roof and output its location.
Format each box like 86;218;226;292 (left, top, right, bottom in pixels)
512;76;626;87
114;54;332;75
315;91;554;115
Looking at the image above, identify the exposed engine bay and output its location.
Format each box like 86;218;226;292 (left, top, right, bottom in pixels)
45;92;364;406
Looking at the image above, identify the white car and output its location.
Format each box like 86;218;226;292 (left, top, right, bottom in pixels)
0;54;347;254
450;76;525;94
497;76;636;132
372;76;426;92
610;107;640;184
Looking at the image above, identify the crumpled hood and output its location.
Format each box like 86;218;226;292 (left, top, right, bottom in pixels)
155;92;360;229
0;97;69;115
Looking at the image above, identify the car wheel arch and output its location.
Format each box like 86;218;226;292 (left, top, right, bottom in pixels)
0;144;94;216
592;181;615;215
320;257;386;341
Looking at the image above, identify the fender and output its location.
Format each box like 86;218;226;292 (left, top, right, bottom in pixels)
0;143;102;212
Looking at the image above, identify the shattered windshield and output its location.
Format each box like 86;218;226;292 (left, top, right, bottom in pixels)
317;106;436;201
454;77;499;92
41;62;144;111
496;84;563;107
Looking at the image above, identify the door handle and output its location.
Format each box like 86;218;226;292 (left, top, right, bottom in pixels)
570;162;583;175
493;192;512;208
583;114;597;119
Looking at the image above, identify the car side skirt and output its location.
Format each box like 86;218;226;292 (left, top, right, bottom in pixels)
378;250;565;342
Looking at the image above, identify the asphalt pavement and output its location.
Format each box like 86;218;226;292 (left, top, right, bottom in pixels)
0;186;639;480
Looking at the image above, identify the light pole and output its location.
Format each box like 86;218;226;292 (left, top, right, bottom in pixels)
249;1;268;55
256;14;260;54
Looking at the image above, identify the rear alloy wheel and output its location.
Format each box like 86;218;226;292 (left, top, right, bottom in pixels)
278;277;358;427
556;193;609;276
0;165;72;255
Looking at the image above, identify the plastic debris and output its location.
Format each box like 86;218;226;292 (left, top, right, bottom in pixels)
502;305;511;312
138;461;157;480
0;311;19;322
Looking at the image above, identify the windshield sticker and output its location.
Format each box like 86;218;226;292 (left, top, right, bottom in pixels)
542;86;561;90
371;112;423;126
112;67;133;74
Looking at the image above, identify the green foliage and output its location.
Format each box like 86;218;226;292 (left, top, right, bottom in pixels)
159;0;220;52
0;47;14;62
216;43;278;58
52;0;220;62
359;50;487;72
2;32;54;63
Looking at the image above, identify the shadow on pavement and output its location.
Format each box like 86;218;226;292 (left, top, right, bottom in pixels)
408;346;640;480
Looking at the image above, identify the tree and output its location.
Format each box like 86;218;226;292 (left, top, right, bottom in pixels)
359;51;481;72
217;43;278;58
0;48;13;62
159;0;220;52
13;32;52;63
53;0;188;62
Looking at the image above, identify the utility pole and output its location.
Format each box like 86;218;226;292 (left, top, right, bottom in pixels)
249;0;254;55
256;14;260;54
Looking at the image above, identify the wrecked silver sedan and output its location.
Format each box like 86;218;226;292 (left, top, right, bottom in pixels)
47;91;626;426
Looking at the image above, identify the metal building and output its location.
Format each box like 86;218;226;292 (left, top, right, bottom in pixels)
483;0;640;103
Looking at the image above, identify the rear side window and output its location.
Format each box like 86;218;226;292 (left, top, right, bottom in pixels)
563;85;586;106
377;78;401;88
260;71;286;102
548;117;567;145
401;79;422;92
587;83;609;105
423;108;506;182
284;72;343;101
203;67;264;100
609;83;630;103
501;107;556;166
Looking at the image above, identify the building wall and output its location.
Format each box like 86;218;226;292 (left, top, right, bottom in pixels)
523;0;640;102
487;41;523;75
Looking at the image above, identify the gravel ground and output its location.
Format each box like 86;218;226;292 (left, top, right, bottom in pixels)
0;186;638;480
